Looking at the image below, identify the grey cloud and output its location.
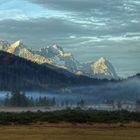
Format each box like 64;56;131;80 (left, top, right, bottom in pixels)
1;17;140;47
27;0;140;35
28;0;140;19
0;18;84;35
1;0;140;77
0;16;140;47
28;0;123;13
0;18;89;46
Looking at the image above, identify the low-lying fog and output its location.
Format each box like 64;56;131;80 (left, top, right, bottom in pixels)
0;76;139;106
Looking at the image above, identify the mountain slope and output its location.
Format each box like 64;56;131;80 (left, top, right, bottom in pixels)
0;51;97;91
79;57;119;80
36;44;80;72
0;40;10;51
0;51;138;95
6;40;52;64
7;40;23;54
0;40;119;80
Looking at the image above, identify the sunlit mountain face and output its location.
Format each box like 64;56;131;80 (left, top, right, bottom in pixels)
0;0;140;78
0;40;119;80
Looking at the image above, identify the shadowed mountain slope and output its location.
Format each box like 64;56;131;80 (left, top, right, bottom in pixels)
0;51;99;91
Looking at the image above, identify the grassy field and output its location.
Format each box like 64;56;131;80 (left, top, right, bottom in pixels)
0;124;140;140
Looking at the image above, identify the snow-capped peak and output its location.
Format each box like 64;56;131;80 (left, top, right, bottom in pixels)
50;44;63;52
93;57;108;71
0;39;120;80
48;44;64;56
51;44;60;50
13;40;21;46
97;57;106;63
7;40;24;54
91;57;118;80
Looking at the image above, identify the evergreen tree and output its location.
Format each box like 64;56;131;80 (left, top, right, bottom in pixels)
4;92;10;106
77;99;85;108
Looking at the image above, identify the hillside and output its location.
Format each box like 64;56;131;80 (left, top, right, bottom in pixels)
0;51;98;91
0;40;119;80
0;50;139;92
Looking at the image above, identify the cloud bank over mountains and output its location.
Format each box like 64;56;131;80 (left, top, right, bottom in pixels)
0;0;140;77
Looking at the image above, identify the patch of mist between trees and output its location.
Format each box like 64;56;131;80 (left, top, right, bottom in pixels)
63;78;140;102
0;78;139;105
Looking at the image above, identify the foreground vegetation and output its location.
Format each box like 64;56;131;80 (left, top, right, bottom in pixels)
0;108;140;124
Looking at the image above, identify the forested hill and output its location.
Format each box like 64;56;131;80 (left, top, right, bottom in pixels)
0;51;97;91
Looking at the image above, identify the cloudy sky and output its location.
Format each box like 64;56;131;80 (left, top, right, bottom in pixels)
0;0;140;77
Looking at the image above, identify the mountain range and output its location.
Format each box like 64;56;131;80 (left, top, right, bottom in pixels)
0;40;139;93
0;50;100;91
0;40;119;80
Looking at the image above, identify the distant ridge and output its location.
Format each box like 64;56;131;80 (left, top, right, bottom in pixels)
0;50;139;93
0;50;101;91
0;40;119;80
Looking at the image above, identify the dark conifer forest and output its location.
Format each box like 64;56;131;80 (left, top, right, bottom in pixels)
0;51;98;91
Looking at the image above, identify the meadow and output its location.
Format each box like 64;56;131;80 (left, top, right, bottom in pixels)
0;108;139;140
0;124;140;140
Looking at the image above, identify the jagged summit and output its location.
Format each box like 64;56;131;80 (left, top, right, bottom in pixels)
3;40;52;64
47;44;72;57
0;39;119;80
93;57;107;70
11;40;22;47
48;44;64;56
96;57;106;63
92;57;118;80
13;40;21;46
7;40;24;54
51;44;62;50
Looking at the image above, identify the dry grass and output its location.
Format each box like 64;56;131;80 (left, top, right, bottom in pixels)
0;124;140;140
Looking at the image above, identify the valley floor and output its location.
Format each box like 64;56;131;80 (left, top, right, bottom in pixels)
0;123;140;140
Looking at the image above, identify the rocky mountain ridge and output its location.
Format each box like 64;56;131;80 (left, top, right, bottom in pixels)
0;40;119;80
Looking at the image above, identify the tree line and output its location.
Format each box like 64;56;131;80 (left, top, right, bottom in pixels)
3;91;86;108
4;91;57;107
0;108;140;124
